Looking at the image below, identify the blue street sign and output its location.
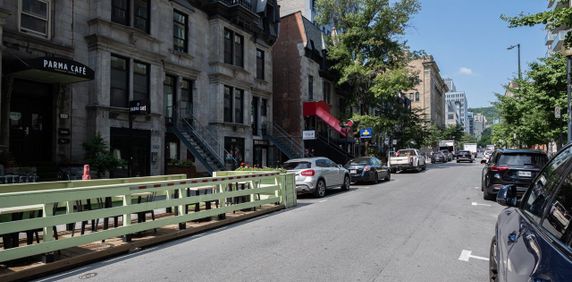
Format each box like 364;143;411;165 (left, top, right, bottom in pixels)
359;128;373;139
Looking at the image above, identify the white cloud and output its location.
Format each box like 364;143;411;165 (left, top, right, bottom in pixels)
458;67;473;76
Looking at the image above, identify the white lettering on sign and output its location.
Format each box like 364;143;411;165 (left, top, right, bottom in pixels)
43;59;87;76
130;105;148;112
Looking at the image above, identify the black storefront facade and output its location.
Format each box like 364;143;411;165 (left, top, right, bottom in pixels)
1;56;94;180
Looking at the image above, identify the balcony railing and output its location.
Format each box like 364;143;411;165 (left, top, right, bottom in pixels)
551;29;571;52
216;0;255;11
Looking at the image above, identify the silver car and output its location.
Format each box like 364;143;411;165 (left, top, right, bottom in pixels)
282;157;351;198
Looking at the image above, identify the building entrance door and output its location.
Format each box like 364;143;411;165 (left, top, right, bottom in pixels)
110;128;150;177
9;79;53;165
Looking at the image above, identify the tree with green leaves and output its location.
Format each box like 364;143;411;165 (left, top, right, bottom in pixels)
502;2;571;48
315;0;422;147
493;54;568;148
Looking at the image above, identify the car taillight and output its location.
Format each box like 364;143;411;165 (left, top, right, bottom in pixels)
395;152;400;157
301;169;315;176
363;165;371;172
490;166;509;172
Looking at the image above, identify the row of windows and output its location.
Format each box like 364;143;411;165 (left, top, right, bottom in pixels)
19;0;266;81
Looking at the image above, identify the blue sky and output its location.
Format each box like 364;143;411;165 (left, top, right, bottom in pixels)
403;0;548;108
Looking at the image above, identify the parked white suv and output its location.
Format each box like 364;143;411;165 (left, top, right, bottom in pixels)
282;157;350;198
389;148;426;172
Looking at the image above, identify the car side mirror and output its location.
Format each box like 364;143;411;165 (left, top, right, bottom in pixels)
497;184;518;207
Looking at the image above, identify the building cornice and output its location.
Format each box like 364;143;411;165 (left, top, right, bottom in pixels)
85;34;166;64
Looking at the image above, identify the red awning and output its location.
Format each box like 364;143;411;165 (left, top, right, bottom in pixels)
303;101;349;137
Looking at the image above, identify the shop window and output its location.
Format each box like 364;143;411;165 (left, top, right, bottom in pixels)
224;29;244;67
224;137;244;164
173;10;188;52
256;49;265;80
110;55;129;108
19;0;51;38
111;0;150;34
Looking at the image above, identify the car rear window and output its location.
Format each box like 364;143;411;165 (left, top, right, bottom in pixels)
346;158;370;166
282;162;311;170
497;153;548;168
397;150;415;156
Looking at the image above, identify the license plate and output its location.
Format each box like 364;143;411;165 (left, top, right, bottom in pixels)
350;170;357;174
518;171;532;177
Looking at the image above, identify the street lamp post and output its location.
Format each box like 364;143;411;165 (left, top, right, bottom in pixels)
508;44;522;80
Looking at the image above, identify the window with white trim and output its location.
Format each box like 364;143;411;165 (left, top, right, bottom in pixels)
19;0;51;38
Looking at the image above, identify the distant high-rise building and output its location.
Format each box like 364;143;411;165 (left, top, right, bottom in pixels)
445;101;461;127
467;112;475;136
444;79;469;133
473;113;488;139
277;0;333;34
545;0;571;56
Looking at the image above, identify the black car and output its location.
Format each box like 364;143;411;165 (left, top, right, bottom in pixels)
431;151;446;163
490;144;572;281
456;150;473;163
344;156;390;184
481;149;548;200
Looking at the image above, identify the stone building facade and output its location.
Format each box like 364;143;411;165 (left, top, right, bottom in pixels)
0;0;279;179
408;56;448;128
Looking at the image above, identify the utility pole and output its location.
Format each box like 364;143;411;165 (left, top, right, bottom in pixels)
507;44;522;80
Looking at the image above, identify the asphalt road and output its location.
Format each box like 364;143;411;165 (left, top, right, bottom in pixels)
40;161;504;282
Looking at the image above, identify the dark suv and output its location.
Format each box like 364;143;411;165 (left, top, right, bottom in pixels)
481;149;548;200
456;150;473;163
490;144;572;281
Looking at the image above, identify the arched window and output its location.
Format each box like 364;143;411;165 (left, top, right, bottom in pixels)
415;91;420;101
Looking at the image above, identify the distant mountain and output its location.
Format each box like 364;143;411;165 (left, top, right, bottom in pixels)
468;106;498;125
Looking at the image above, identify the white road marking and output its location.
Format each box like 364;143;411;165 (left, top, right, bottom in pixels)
458;249;489;262
473;186;480;190
472;202;492;207
318;200;327;203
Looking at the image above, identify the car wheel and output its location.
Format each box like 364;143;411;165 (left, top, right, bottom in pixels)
314;179;326;198
422;164;426;171
372;172;379;184
489;236;498;282
483;191;495;201
384;172;391;181
341;175;350;191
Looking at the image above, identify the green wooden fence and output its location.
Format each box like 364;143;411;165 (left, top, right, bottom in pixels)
0;172;295;263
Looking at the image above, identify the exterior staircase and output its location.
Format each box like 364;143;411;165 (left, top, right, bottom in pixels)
264;122;304;160
168;118;234;174
306;134;354;165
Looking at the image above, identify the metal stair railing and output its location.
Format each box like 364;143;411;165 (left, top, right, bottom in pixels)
178;117;237;170
317;134;354;159
265;122;304;159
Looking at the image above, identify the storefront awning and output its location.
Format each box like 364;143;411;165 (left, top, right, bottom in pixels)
303;101;350;137
9;57;95;84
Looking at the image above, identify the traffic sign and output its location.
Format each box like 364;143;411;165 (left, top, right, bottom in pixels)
359;128;373;139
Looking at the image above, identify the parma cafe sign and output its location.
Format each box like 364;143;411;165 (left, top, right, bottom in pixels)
39;57;94;79
12;57;96;83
